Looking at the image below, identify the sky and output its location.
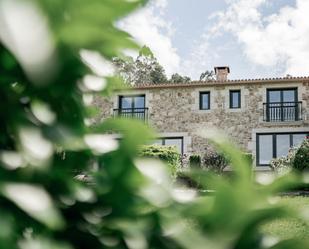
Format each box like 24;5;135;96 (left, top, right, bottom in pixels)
119;0;309;80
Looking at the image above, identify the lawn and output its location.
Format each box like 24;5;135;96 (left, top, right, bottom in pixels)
260;196;309;240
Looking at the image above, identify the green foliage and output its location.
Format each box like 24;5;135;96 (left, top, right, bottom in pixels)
242;153;253;166
189;154;201;168
113;46;168;85
203;150;230;173
113;46;192;85
199;70;215;81
293;138;309;172
34;0;146;60
112;56;136;84
270;138;309;174
169;73;191;84
139;45;154;58
261;197;309;240
270;147;297;174
139;144;181;178
149;63;168;84
0;1;309;249
182;130;308;249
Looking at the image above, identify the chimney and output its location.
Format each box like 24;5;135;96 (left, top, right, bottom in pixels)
214;66;230;81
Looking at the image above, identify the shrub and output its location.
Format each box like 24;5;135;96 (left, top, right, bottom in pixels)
140;145;181;178
203;150;230;173
270;147;297;174
293;138;309;172
189;154;201;168
270;138;309;174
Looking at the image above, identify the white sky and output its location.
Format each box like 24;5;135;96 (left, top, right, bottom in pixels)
120;0;309;80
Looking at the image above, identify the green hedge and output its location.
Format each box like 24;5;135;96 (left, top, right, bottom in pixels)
139;145;181;178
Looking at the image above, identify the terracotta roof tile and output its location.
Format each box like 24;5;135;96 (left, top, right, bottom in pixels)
131;76;309;89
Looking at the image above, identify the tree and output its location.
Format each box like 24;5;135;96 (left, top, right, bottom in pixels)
113;46;168;85
112;56;136;84
149;62;168;84
200;70;215;81
169;73;191;84
113;46;193;85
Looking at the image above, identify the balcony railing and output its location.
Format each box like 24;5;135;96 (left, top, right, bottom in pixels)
113;108;148;121
263;102;302;122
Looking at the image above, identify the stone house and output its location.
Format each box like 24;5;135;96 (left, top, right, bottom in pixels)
94;66;309;170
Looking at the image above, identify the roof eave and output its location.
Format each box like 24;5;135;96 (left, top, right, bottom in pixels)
130;77;309;90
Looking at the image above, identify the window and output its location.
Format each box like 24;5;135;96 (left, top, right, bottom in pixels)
267;88;297;103
119;95;145;109
199;92;210;110
229;90;241;108
293;134;306;146
256;132;308;166
265;88;299;122
258;135;273;165
116;95;147;120
154;137;184;154
276;134;290;158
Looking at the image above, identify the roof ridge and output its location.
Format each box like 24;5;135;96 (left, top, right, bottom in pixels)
132;75;309;87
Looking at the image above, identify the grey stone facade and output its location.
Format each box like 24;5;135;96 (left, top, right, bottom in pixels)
94;75;309;169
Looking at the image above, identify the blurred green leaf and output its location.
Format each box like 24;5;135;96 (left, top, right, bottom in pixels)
1;183;64;230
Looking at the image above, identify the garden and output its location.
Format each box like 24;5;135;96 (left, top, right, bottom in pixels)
0;0;308;249
139;137;309;244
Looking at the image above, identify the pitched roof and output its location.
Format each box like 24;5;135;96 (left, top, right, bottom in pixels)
131;76;309;90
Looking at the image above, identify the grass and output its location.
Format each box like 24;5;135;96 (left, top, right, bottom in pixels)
260;196;309;240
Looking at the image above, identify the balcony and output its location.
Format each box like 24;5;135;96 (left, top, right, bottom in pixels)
113;108;148;121
263;102;302;122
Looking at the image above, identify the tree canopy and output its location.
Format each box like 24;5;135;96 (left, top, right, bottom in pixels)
113;46;194;85
200;70;215;81
112;46;168;85
113;46;218;85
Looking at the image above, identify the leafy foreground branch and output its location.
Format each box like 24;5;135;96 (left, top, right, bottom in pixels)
0;0;308;249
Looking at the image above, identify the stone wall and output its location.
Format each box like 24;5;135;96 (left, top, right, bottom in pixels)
93;81;309;166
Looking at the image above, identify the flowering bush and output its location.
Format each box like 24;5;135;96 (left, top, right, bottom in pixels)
270;137;309;174
293;138;309;172
270;147;298;174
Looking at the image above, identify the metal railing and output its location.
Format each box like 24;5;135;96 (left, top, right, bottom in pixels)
263;102;302;122
113;108;148;121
